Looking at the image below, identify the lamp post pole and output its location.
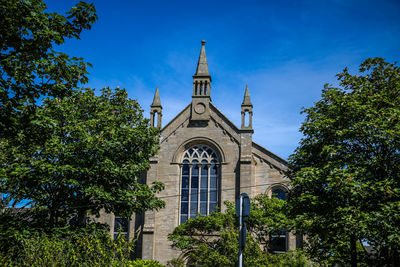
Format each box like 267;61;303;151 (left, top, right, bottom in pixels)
239;194;243;267
237;192;250;267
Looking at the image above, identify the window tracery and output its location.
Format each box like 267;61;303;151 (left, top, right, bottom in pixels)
180;145;219;224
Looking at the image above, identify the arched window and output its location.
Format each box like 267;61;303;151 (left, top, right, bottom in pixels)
195;81;198;95
244;110;249;127
180;145;219;224
199;82;203;95
272;188;286;200
153;111;158;127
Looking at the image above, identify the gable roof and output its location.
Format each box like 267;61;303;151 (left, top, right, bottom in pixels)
160;103;191;133
252;141;288;173
159;101;288;171
209;102;240;134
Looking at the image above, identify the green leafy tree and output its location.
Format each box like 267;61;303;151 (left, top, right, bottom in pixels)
247;194;292;253
288;58;400;266
1;88;164;229
0;0;97;138
168;195;312;266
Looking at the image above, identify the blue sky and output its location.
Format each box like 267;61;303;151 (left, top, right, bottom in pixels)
46;0;400;159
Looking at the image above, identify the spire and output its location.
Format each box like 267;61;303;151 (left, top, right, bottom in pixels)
242;84;252;106
151;87;161;107
194;40;210;78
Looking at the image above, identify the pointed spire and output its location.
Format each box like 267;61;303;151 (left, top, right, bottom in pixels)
194;40;210;77
242;84;252;106
151;87;161;107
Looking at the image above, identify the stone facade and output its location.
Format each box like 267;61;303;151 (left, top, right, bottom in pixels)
101;41;295;264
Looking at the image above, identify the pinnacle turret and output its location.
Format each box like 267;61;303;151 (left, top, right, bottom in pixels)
241;84;253;130
150;87;162;128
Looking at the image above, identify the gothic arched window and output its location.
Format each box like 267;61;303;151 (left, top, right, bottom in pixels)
180;145;219;224
272;188;286;201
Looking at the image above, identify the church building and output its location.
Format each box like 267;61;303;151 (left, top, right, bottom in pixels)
101;41;295;264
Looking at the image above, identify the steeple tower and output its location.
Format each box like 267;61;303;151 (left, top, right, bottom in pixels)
241;84;253;130
150;87;162;128
191;40;211;122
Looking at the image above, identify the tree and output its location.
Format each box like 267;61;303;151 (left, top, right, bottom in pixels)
1;88;165;229
0;0;97;138
168;195;312;266
288;58;400;266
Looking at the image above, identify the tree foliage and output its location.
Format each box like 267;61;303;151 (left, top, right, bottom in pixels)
1;88;164;229
168;195;313;266
0;0;97;138
288;58;400;266
0;230;165;267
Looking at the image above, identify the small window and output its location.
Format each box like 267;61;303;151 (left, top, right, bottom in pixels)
270;229;287;253
114;216;129;240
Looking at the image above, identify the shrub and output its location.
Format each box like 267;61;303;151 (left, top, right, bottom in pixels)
129;259;165;267
0;231;163;266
